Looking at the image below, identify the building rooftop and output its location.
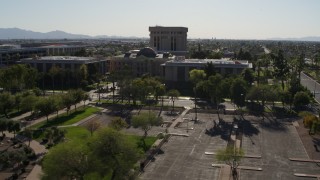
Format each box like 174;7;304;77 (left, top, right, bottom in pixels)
163;58;252;68
23;56;94;61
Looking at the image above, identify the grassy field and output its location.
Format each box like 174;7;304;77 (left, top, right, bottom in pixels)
30;106;100;129
62;127;158;150
63;126;91;141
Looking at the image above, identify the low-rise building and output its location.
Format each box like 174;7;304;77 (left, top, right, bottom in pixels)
19;56;108;74
108;47;172;77
161;58;252;82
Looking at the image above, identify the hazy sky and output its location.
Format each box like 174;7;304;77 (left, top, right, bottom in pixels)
1;0;319;39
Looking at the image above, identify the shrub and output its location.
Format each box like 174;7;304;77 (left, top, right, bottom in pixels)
298;111;313;118
22;160;29;166
303;114;318;128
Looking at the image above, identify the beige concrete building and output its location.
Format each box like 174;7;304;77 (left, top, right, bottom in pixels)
108;47;172;77
162;58;253;82
149;26;188;55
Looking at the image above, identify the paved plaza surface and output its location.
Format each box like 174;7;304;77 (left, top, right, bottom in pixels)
141;113;320;180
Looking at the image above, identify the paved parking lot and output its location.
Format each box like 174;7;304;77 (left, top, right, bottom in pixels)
240;119;320;180
141;113;226;180
141;113;320;180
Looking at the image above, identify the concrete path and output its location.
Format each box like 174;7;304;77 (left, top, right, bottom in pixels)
6;132;48;180
5;103;101;180
167;107;190;134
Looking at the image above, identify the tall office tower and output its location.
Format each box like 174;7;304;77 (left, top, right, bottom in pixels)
149;26;188;55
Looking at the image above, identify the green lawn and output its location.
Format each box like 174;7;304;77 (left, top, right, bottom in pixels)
30;106;100;129
63;126;91;141
126;135;158;152
62;127;158;149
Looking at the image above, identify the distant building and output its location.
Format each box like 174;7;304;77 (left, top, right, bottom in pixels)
19;56;108;74
40;45;86;56
149;26;188;55
0;48;46;67
161;58;252;83
0;44;86;68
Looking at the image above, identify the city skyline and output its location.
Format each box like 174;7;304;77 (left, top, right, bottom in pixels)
1;0;320;40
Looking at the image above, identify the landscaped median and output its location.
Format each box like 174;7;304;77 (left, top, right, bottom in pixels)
29;106;100;129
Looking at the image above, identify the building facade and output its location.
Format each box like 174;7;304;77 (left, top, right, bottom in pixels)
19;56;108;74
161;58;253;82
108;47;171;77
149;26;188;55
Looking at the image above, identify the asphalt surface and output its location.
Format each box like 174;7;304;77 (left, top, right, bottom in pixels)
141;113;320;180
240;118;320;180
300;72;320;104
141;113;229;180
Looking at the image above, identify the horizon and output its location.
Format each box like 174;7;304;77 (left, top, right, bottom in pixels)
1;0;320;40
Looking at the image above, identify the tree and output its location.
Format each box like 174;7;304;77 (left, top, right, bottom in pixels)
241;68;255;86
90;128;140;180
42;141;95;180
189;69;206;121
20;94;38;113
108;117;128;131
35;97;56;122
231;78;247;107
14;93;23;112
23;128;33;147
70;89;85;111
0;92;15;118
132;112;162;138
62;93;74;115
84;119;101;136
272;50;289;90
8;121;20;138
0;120;8;136
44;127;65;145
293;91;310;108
204;74;224;104
167;89;180;113
216;146;244;177
48;65;60;94
204;62;216;77
82;93;90;107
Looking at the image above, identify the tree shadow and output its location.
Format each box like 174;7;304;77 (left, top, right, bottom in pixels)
260;118;287;131
238;119;260;137
312;137;320;152
205;119;232;141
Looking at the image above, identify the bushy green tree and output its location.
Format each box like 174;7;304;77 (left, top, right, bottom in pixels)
293;91;310;108
90;128;141;180
35;97;56;122
42;141;95;180
132;112;162;137
0;92;15;118
216;146;244;177
167;89;180;113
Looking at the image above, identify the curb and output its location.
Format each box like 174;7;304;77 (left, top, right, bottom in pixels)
289;158;320;163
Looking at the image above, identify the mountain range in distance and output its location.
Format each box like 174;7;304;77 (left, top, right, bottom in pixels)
0;28;320;42
0;28;144;40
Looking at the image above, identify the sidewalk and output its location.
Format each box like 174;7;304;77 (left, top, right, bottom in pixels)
167;107;190;135
5;132;47;180
5;101;95;180
296;119;320;160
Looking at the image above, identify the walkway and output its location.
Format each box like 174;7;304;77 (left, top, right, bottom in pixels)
167;107;191;135
6;102;99;180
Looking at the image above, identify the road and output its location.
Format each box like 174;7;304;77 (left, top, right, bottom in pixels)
300;72;320;104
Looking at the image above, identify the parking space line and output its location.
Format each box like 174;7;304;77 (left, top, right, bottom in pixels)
189;144;196;155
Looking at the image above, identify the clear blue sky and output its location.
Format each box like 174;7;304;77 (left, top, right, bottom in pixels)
1;0;319;39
